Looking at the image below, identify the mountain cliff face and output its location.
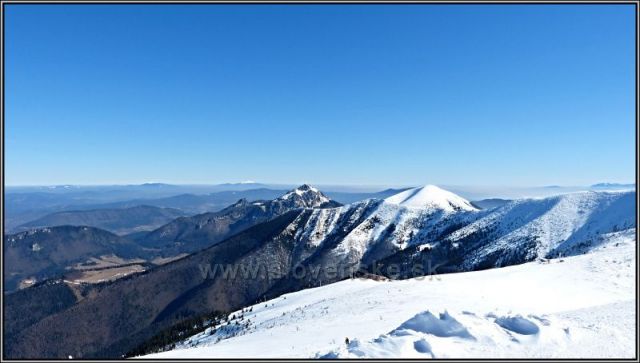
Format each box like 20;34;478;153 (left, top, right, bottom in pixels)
276;184;338;209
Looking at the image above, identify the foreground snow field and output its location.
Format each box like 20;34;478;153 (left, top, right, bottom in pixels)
144;228;636;359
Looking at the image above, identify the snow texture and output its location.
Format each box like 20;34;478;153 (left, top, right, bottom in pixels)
144;226;636;359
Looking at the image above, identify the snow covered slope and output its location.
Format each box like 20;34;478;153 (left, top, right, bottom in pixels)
444;190;636;269
144;228;636;359
385;185;477;212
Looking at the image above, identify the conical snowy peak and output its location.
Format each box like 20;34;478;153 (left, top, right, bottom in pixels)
384;185;477;212
277;184;335;208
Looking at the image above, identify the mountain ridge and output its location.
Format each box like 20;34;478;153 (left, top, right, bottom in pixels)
136;185;341;256
4;187;635;359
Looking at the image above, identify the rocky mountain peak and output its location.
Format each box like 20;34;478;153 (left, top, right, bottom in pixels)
277;184;334;209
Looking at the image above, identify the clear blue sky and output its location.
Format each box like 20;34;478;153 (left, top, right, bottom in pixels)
5;4;636;186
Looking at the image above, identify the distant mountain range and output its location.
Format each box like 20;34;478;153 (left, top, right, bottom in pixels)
12;205;186;235
8;181;631;231
4;186;408;231
4;188;285;230
590;182;635;189
4;185;635;358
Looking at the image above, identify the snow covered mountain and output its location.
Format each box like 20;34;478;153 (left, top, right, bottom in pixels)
219;187;634;284
137;185;341;256
370;189;635;277
7;186;635;359
145;228;636;359
384;185;477;212
276;184;335;209
235;185;483;291
267;187;635;280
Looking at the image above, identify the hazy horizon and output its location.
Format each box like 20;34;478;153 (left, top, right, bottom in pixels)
5;180;636;188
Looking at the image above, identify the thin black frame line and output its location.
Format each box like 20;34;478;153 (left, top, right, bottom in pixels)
1;1;640;4
0;1;637;362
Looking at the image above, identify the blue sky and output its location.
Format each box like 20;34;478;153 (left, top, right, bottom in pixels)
5;4;636;186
